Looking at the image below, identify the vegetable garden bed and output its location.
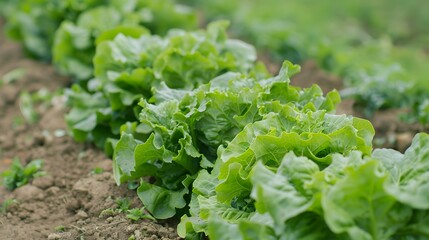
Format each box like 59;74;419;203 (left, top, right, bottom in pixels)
0;21;425;239
1;1;429;239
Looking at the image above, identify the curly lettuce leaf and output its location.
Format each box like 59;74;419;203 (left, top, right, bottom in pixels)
322;158;411;240
3;0;113;59
53;6;150;81
137;174;194;219
251;153;318;233
383;133;429;209
185;148;419;239
112;61;343;220
67;21;260;147
216;108;374;203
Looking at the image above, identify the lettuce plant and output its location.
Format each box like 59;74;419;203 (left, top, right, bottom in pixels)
179;130;429;239
1;159;45;190
4;0;105;59
4;0;196;61
66;21;259;148
53;0;197;81
111;61;342;219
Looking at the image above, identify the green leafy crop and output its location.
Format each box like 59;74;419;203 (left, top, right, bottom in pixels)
53;0;197;81
66;21;260;149
4;0;196;62
179;133;429;239
1;159;45;190
4;1;429;239
4;0;94;59
112;61;342;219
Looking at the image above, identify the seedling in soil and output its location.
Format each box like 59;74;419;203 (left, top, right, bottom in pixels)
99;197;131;218
99;208;117;218
54;225;66;232
0;198;17;214
1;158;45;190
99;198;155;222
90;167;104;174
126;207;156;222
115;198;131;213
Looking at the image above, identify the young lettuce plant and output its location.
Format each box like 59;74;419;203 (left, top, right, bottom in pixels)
65;21;259;149
3;0;108;59
53;0;197;81
1;158;45;190
4;0;195;61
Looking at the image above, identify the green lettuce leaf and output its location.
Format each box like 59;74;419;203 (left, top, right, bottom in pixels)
53;6;150;81
322;158;411;240
67;21;259;147
384;133;429;209
251;153;318;233
112;60;344;219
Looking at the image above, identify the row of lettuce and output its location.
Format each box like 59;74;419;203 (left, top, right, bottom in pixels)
1;0;429;239
183;0;429;122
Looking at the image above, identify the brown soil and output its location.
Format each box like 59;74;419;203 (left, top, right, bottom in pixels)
0;19;179;240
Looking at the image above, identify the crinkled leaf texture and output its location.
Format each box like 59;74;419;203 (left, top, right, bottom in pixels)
383;133;429;210
182;133;429;239
113;61;343;219
66;20;260;148
322;154;411;240
177;75;374;238
53;0;197;82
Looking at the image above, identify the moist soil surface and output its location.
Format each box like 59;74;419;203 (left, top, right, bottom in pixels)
0;20;424;240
